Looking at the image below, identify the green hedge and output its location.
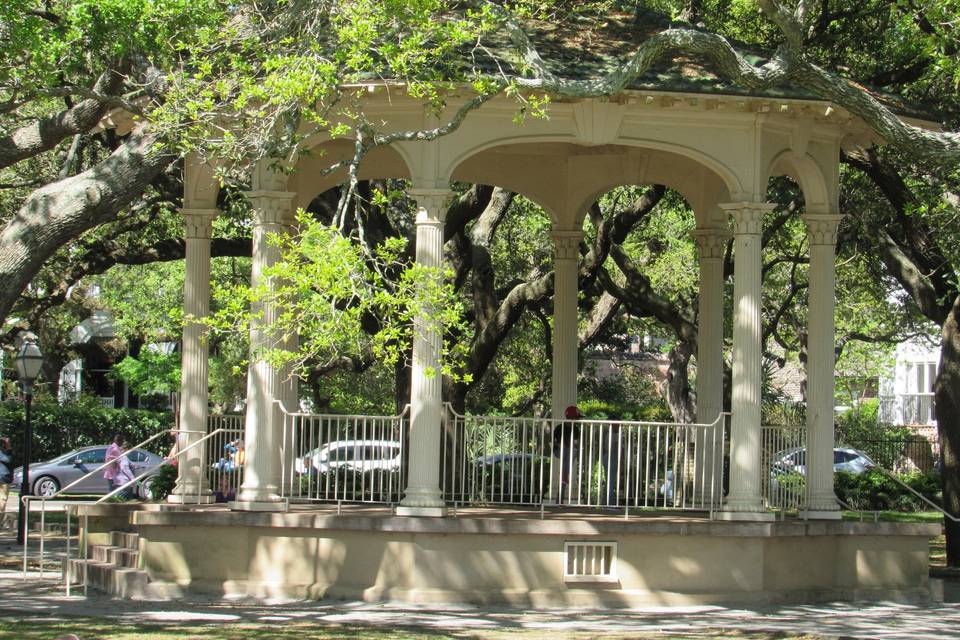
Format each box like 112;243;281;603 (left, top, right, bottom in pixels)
834;469;942;512
0;395;173;466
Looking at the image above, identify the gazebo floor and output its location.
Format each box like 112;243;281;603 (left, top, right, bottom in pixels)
69;501;941;608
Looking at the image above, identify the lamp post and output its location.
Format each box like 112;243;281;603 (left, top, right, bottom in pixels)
15;332;42;546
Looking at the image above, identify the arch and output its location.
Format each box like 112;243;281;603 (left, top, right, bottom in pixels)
766;150;832;214
445;135;745;203
289;140;414;209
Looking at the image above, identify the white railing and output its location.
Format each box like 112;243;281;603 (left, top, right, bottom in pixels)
761;424;807;511
442;407;727;512
279;405;409;504
205;415;246;501
878;393;937;426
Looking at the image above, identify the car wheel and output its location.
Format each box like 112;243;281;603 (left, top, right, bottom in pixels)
33;476;60;498
139;478;156;501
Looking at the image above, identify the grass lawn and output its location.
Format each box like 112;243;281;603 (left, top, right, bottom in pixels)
0;616;831;640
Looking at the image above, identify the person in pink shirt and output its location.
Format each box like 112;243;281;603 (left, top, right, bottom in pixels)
103;434;123;492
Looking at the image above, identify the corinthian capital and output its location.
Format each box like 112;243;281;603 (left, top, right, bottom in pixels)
247;190;296;226
408;188;454;224
803;214;843;246
552;230;583;261
720;202;777;236
690;229;731;259
180;208;218;240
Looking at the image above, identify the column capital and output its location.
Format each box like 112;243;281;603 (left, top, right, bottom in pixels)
720;202;776;236
180;208;218;240
690;228;731;259
552;231;583;261
803;214;844;245
247;190;296;226
408;188;454;224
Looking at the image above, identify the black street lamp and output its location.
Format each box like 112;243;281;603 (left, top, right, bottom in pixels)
15;332;42;546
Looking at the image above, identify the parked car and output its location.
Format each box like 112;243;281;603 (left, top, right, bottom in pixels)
296;440;402;476
771;447;875;477
11;445;165;498
769;447;875;493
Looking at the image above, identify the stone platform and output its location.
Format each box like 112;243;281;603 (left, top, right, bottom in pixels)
70;503;940;608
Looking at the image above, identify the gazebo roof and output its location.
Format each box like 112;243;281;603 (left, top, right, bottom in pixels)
470;10;937;122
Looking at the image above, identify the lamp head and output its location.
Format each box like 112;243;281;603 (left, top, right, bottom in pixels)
15;332;43;390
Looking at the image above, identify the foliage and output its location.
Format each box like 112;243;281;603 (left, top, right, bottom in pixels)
110;349;181;397
207;210;471;385
835;400;911;447
0;395;172;464
835;469;942;513
148;462;177;501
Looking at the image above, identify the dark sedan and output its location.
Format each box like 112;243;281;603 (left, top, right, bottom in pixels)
11;445;164;498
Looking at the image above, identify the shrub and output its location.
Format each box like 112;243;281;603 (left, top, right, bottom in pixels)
0;395;173;465
148;463;178;501
834;469;942;512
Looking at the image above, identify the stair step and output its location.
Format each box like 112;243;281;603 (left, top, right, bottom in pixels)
109;531;139;550
89;544;139;568
62;558;175;600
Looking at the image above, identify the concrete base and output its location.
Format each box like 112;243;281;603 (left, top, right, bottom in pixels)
229;499;289;512
395;506;447;517
103;506;942;608
716;509;777;522
166;493;216;505
799;509;843;520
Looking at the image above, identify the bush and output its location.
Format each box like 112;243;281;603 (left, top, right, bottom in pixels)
834;469;942;512
0;395;173;466
148;463;178;501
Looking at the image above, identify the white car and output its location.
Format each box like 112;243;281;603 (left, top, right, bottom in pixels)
771;447;875;477
296;440;402;476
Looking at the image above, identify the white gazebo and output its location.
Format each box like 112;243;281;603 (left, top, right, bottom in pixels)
71;51;942;606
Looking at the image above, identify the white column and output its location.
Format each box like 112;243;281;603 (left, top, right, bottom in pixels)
233;190;295;511
801;214;843;519
169;209;217;504
691;229;728;507
551;231;582;420
397;188;453;517
719;202;775;520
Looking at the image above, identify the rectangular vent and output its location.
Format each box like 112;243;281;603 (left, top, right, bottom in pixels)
564;541;617;583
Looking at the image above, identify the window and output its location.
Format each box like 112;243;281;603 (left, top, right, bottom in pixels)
75;448;106;464
129;450;148;463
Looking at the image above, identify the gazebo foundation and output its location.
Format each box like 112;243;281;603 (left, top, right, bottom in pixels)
69;503;940;608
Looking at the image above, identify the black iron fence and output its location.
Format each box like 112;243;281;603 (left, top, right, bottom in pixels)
847;437;939;473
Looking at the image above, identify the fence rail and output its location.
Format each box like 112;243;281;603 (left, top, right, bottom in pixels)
761;425;807;511
442;407;726;511
279;406;409;504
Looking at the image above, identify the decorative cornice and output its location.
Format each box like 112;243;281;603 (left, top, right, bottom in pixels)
180;208;218;240
803;214;844;246
408;188;454;224
246;190;296;227
690;229;731;259
552;231;583;261
720;202;777;236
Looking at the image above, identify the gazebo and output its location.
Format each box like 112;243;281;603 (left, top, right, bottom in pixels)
70;25;942;606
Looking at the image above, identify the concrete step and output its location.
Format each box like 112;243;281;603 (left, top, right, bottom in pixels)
89;545;140;568
62;558;178;600
109;531;139;550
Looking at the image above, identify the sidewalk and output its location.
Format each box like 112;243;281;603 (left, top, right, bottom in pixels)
2;530;960;639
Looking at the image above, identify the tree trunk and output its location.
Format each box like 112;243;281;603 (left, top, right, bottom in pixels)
0;128;173;325
935;293;960;567
664;340;696;424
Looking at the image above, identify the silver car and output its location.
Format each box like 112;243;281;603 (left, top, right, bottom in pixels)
11;445;165;498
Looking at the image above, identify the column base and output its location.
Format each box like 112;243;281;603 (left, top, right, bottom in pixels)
166;492;216;505
230;498;289;512
799;509;843;520
716;509;776;522
395;505;447;517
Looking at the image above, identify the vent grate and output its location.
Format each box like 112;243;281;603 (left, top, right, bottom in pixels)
563;541;617;583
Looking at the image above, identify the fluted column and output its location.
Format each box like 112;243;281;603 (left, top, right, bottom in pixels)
551;231;582;420
691;229;729;507
719;202;776;520
397;188;453;517
802;214;844;519
169;209;217;504
233;190;295;511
